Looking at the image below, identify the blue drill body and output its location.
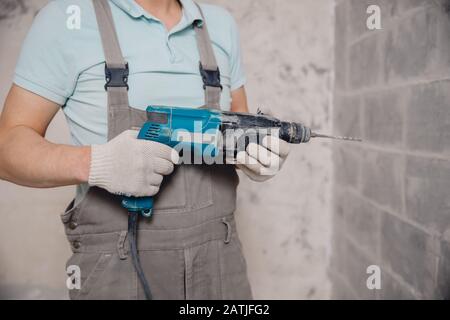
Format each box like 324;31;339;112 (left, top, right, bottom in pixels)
122;106;223;216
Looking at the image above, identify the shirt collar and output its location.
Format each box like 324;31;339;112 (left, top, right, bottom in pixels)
110;0;203;26
179;0;203;26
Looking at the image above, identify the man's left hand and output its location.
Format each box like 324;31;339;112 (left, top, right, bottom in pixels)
235;135;291;182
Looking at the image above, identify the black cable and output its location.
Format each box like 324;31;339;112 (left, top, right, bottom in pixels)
128;211;152;300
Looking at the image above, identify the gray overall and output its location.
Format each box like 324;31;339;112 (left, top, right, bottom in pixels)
61;0;252;300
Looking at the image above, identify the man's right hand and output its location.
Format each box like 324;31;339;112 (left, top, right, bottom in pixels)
88;130;179;197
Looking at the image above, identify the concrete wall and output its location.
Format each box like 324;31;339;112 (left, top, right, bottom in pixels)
0;0;334;299
331;0;450;299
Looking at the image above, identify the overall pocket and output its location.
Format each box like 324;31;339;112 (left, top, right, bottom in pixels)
60;197;86;232
60;199;76;225
67;252;114;300
152;165;214;213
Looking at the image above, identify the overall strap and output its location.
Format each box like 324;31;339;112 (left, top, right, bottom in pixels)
193;3;222;110
93;0;152;300
93;0;131;141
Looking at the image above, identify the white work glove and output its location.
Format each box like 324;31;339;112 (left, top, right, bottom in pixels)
88;130;179;197
235;135;291;182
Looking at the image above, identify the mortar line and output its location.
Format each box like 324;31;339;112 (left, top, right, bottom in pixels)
348;6;429;47
344;234;422;299
346;187;441;238
342;234;383;300
335;75;450;97
380;264;423;300
358;93;365;194
352;142;450;162
357;187;443;296
400;79;408;220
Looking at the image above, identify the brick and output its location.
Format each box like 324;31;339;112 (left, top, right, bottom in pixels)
347;0;371;41
378;270;417;300
361;150;403;213
330;198;347;275
363;90;404;147
433;4;450;78
346;200;381;254
335;190;380;252
384;8;438;83
405;156;450;234
393;0;431;14
380;212;437;296
335;1;348;92
389;0;450;18
333;144;360;188
349;35;381;90
347;0;394;40
436;240;450;299
333;94;361;137
406;81;450;154
339;239;377;299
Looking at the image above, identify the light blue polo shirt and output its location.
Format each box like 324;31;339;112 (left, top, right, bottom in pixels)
14;0;246;146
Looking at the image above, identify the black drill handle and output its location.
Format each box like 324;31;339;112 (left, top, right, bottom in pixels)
241;122;311;151
219;111;312;160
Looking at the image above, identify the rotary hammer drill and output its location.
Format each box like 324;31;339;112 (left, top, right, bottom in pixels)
122;105;360;217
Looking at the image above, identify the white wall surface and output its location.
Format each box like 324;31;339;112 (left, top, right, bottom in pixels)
0;0;334;299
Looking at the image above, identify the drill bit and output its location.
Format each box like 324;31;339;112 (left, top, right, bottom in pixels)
310;131;362;142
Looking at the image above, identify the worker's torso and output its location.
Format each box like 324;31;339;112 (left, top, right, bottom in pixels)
60;0;251;299
44;0;239;146
42;0;242;202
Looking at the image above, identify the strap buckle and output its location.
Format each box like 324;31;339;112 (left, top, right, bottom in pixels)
199;63;223;90
105;63;129;90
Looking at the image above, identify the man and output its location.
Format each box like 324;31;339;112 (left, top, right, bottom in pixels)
0;0;290;299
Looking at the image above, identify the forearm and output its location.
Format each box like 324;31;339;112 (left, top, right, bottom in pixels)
0;125;90;188
230;86;249;113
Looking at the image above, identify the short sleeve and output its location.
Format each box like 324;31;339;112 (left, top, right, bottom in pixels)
228;14;246;91
13;2;77;106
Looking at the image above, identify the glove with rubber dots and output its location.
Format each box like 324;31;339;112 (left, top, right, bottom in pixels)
88;130;179;197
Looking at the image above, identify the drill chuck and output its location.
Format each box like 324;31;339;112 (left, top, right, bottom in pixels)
280;122;362;143
279;122;312;144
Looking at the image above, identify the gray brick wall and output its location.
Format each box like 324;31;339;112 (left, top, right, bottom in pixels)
332;0;450;299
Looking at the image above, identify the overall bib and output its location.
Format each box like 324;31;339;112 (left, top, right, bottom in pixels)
61;0;252;300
